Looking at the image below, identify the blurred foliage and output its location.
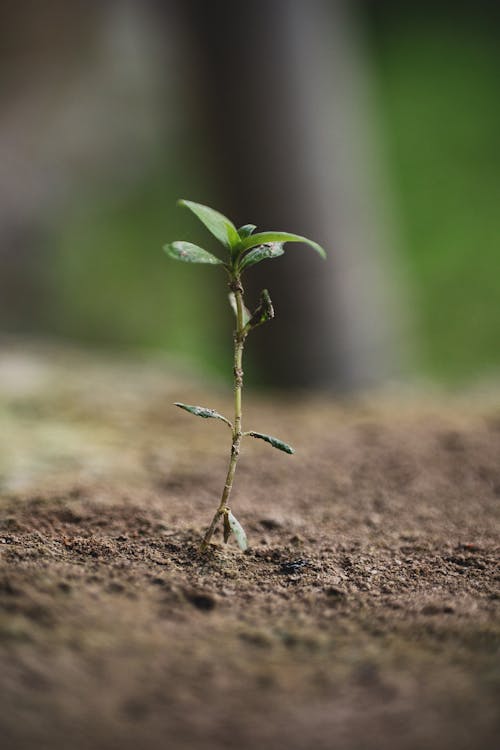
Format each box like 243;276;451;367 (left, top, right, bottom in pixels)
48;4;500;386
367;4;500;383
52;172;231;377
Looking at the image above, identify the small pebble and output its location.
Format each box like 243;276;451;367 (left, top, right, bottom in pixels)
279;559;309;575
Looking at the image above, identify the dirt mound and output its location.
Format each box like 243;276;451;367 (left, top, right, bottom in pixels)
0;347;499;749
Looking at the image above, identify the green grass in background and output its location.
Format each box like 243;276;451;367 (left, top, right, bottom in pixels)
52;175;231;378
368;7;500;383
51;6;500;387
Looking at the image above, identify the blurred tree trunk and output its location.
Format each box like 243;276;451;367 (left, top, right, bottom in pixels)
0;0;165;340
173;0;404;389
0;0;97;336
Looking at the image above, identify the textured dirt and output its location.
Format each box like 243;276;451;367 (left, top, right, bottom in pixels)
0;345;499;750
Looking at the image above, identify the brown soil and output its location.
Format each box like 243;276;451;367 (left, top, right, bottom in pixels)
0;345;499;750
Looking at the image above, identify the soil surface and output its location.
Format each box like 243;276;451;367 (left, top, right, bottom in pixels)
0;344;499;750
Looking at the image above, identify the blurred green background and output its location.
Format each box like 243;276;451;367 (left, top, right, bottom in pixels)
367;3;500;383
1;1;499;388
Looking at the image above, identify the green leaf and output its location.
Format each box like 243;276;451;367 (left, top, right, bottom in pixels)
228;292;251;325
247;289;274;328
178;199;240;250
163;241;223;265
248;431;295;454
239;242;285;271
226;510;248;551
237;224;257;239
174;402;232;427
239;231;326;259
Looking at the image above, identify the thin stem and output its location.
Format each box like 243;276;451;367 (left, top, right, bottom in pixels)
200;276;246;551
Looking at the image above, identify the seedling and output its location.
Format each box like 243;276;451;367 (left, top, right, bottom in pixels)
164;199;326;552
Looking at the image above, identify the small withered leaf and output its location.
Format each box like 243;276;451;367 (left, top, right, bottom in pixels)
227;511;248;551
248;431;295;454
174;403;231;427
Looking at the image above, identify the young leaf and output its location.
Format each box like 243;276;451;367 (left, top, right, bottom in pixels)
247;289;274;328
164;241;223;265
228;292;251;325
174;402;232;427
239;242;285;271
239;231;326;259
227;510;248;551
248;432;295;454
237;224;257;239
178;199;240;250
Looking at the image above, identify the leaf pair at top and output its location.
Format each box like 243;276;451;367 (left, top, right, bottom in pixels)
164;199;326;272
177;200;240;251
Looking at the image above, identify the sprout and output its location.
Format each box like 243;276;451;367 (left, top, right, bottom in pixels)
164;199;326;551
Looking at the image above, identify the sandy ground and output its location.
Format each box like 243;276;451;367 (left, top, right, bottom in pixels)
0;343;499;750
